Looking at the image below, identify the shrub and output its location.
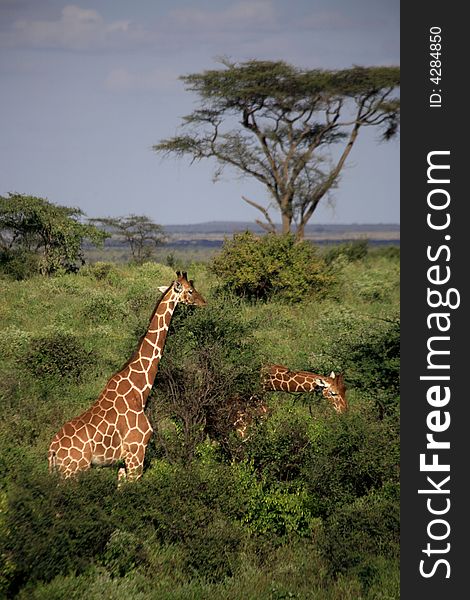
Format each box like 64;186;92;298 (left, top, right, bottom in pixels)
348;317;399;416
370;244;400;260
0;248;40;280
80;261;120;282
234;462;314;537
312;310;400;416
21;330;95;381
132;261;175;283
0;468;118;595
244;409;314;483
0;326;30;360
81;292;128;325
101;529;149;578
149;296;264;461
323;239;369;265
343;318;400;415
210;232;331;302
114;462;247;581
303;411;399;519
318;487;399;584
0;462;249;595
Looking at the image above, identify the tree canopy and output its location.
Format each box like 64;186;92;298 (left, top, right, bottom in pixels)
0;193;108;277
90;214;166;264
154;60;400;238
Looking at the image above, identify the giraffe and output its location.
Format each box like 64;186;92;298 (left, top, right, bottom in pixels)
231;395;270;440
262;364;348;413
48;271;206;481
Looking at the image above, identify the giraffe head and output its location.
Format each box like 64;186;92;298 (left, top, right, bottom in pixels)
314;371;348;413
159;271;207;307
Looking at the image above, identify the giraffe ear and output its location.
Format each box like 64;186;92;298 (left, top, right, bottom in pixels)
158;286;168;293
314;377;326;387
329;371;336;379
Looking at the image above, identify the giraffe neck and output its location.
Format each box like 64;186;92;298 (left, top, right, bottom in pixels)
264;368;318;392
262;366;348;413
117;286;179;408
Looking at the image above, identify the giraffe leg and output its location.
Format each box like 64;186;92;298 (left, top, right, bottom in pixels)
122;449;145;481
116;467;128;489
120;436;150;481
120;419;152;482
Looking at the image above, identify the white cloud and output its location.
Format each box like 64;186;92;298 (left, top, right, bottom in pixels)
169;1;278;32
3;4;136;50
1;1;278;53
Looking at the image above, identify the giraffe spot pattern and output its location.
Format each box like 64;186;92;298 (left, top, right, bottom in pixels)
48;276;207;481
262;365;348;413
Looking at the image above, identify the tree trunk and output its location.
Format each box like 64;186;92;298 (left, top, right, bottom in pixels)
295;222;305;241
281;212;291;235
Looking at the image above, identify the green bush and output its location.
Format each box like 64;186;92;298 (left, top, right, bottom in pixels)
303;411;399;518
346;318;400;393
210;232;332;302
0;248;41;280
342;318;400;416
312;310;400;416
113;462;247;582
244;409;314;483
80;261;120;282
370;245;400;260
81;291;129;325
234;462;314;538
20;329;95;381
0;462;247;594
149;295;264;461
1;468;117;595
124;281;157;314
0;326;30;360
323;239;369;265
101;529;149;578
318;487;399;584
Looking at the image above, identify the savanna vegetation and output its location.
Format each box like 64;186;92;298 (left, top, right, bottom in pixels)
0;230;399;599
0;193;107;278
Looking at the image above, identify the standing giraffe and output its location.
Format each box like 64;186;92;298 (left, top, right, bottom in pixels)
262;364;348;413
48;271;206;481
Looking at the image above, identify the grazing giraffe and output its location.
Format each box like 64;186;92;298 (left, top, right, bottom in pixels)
262;364;348;413
48;271;206;481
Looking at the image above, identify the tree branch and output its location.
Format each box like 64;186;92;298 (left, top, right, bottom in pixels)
242;196;277;233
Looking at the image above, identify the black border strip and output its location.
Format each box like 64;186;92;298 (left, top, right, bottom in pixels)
401;4;467;597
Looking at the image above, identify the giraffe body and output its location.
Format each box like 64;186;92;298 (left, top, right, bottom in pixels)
262;364;348;413
48;272;206;480
232;395;270;439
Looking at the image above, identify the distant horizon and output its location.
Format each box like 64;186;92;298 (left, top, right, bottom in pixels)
161;220;400;228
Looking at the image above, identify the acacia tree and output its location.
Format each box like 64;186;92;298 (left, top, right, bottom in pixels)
91;214;166;264
154;60;400;239
0;193;108;276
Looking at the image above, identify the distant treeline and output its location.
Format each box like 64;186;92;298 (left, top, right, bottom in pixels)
162;221;400;235
163;238;400;249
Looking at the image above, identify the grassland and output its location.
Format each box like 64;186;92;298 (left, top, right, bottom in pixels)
0;243;400;599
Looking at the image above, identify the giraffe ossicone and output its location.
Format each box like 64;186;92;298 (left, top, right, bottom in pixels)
262;364;348;413
48;271;206;482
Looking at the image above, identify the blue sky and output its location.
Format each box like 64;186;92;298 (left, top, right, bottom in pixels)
0;0;399;225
